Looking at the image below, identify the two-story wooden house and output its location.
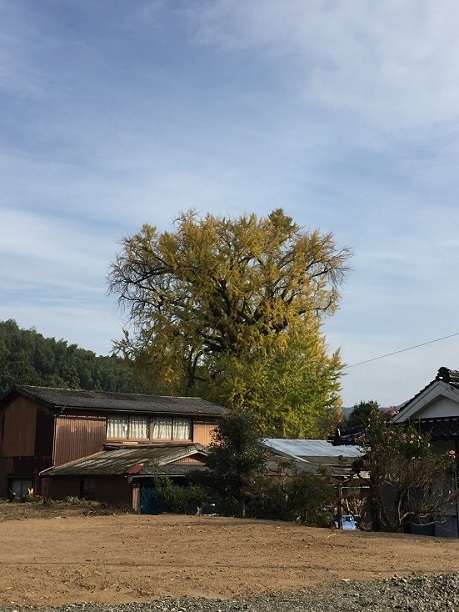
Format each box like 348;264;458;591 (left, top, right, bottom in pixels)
0;385;228;509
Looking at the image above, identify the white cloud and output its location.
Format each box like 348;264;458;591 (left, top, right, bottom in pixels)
192;1;459;126
1;1;458;407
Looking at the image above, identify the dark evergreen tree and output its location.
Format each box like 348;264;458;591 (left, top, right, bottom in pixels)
346;400;380;428
194;410;268;517
0;320;141;396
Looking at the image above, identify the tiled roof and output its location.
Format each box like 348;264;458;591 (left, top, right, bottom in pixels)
417;417;459;440
1;385;228;417
40;443;208;477
397;367;459;413
332;368;459;446
329;426;362;446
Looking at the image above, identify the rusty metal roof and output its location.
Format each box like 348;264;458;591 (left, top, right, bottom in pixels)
2;385;228;417
40;443;208;477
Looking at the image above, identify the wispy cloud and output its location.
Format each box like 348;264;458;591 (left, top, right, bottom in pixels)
1;1;459;405
192;1;459;127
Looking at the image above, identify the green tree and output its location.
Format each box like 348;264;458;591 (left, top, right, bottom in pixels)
248;461;336;525
108;209;350;436
194;410;268;518
152;477;210;515
0;319;139;395
346;400;379;429
204;332;343;437
360;409;458;532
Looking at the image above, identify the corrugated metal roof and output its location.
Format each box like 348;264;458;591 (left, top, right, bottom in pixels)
40;443;208;477
261;439;361;462
3;385;228;417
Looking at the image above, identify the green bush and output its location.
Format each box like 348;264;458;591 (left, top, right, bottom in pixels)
246;462;336;525
153;477;188;513
153;466;336;525
153;477;211;514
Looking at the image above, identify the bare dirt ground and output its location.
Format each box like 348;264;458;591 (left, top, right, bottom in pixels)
1;503;459;607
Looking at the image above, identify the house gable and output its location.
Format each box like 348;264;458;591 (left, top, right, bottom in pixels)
1;396;37;457
393;380;459;423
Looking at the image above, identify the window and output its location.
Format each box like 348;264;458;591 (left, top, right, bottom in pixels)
152;416;192;440
153;416;172;440
80;478;96;501
8;479;33;500
173;418;192;440
129;416;149;439
107;415;191;441
107;415;149;440
107;415;128;439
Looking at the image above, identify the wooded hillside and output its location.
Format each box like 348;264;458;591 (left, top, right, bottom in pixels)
0;319;139;396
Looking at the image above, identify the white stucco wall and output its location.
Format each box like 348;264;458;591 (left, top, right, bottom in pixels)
394;381;459;422
417;396;459;419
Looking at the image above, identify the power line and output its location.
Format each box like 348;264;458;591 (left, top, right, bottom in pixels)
345;332;459;369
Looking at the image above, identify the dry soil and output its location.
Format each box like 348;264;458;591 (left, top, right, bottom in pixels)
1;504;459;607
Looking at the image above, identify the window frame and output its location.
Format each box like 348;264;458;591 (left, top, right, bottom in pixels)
106;415;150;441
151;416;192;441
106;414;192;442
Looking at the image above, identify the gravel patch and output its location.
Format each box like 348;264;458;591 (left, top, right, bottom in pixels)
2;574;459;612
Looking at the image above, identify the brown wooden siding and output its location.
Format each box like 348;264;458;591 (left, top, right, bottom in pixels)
34;406;55;456
95;476;132;506
0;458;8;497
54;414;107;466
0;455;52;497
44;476;80;500
0;411;5;454
1;397;37;457
45;476;132;507
192;419;218;446
175;456;206;464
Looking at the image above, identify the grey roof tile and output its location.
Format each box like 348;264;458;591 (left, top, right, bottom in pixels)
3;385;228;417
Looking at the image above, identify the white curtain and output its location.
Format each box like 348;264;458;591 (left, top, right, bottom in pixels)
173;418;191;440
129;416;149;439
108;415;191;440
107;416;128;439
153;416;173;440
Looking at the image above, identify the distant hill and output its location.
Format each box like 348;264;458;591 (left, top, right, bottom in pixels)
0;319;141;397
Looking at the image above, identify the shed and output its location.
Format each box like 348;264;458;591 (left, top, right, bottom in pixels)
40;443;208;512
260;438;362;475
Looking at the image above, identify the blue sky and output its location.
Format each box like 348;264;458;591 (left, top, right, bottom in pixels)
2;0;459;407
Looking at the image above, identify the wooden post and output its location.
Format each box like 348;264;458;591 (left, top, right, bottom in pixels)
337;484;343;529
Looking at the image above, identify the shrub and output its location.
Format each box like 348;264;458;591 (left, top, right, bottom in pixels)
246;461;336;525
153;477;210;514
360;409;458;531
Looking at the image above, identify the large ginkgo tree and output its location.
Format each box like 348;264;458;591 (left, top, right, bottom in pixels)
108;209;351;437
